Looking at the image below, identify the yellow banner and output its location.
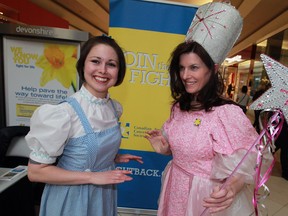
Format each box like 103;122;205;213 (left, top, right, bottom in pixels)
109;28;185;152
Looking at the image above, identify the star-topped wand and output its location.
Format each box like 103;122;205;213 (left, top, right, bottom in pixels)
248;54;288;215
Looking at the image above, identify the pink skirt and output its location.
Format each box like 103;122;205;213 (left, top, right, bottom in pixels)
157;149;272;216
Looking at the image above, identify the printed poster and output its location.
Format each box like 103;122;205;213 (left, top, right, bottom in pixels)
3;36;80;126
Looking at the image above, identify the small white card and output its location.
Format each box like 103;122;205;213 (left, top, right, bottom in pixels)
0;166;27;181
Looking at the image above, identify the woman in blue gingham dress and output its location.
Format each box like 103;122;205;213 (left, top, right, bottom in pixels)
25;36;143;216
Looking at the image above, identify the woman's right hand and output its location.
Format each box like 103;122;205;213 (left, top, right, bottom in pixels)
90;170;133;185
144;130;171;155
28;162;133;185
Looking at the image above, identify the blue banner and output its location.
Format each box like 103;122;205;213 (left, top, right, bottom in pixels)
117;149;171;210
110;0;197;34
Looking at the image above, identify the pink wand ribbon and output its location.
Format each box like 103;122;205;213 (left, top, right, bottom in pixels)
200;109;284;216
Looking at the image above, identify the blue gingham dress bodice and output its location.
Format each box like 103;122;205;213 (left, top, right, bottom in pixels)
40;97;121;216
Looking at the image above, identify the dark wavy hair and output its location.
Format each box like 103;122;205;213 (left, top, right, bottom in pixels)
76;35;126;86
169;41;236;112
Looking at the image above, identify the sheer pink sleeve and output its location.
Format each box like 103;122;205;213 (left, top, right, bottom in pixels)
210;104;273;183
211;104;258;154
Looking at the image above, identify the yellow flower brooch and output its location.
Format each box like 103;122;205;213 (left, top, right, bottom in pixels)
194;118;201;126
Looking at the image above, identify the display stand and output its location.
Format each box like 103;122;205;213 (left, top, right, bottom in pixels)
0;23;88;127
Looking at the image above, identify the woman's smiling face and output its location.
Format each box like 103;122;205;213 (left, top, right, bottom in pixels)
83;44;119;98
179;52;211;95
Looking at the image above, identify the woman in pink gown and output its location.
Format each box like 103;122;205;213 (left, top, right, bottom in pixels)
145;2;272;215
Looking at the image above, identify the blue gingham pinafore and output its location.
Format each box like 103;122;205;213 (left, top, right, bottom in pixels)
40;97;121;216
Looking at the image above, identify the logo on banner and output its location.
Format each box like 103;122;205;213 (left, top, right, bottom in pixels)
120;122;130;139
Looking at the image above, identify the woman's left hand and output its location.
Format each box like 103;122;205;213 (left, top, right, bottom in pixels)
202;176;244;213
202;185;235;213
115;154;143;164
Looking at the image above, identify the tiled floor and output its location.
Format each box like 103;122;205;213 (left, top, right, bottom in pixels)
117;109;288;216
264;169;288;216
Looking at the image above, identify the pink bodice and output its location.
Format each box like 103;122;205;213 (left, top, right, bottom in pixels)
163;103;258;178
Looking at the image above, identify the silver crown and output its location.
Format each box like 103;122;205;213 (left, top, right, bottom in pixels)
185;2;243;65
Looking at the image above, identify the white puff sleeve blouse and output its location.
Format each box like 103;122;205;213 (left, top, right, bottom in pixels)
25;85;122;164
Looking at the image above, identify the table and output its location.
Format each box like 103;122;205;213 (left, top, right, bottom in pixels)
0;167;28;193
0;166;35;216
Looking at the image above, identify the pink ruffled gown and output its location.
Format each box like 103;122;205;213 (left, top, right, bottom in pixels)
157;104;272;216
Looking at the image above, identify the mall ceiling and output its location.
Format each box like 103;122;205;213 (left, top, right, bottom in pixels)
29;0;288;58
